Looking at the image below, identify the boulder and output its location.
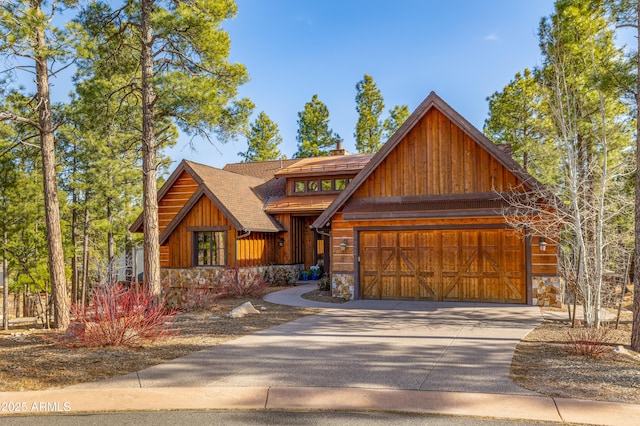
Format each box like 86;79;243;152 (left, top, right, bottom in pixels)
227;301;260;319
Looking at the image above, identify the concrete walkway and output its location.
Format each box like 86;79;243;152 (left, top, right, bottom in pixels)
1;284;639;425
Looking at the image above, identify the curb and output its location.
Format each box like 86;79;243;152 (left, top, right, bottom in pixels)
1;387;639;425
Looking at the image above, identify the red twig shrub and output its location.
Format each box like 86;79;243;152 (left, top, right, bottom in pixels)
55;284;177;348
565;325;614;357
179;286;218;310
219;267;269;298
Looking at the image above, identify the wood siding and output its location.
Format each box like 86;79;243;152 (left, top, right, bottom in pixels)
164;195;236;268
163;194;278;268
236;233;277;267
531;239;558;276
158;171;199;235
352;108;522;199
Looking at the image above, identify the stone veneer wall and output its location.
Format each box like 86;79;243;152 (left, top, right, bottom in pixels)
532;276;563;307
161;264;304;306
331;273;354;300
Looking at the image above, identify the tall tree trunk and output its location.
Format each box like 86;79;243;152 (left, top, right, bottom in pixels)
125;232;133;283
3;231;8;330
632;0;640;352
34;5;68;330
81;199;90;308
107;198;115;285
71;150;79;305
141;0;161;301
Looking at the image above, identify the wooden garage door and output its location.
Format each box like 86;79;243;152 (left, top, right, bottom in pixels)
359;228;526;303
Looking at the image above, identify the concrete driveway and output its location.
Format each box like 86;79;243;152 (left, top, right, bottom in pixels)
75;287;543;395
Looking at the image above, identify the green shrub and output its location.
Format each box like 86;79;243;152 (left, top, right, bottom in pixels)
318;275;331;291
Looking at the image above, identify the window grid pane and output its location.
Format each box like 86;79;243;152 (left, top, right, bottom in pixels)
195;231;226;266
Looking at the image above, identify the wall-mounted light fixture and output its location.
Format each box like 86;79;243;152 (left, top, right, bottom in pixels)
539;237;547;252
340;239;348;252
278;237;285;247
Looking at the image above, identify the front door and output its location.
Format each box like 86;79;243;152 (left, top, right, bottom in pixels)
293;216;326;271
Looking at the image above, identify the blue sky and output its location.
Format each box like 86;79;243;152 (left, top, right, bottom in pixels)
168;0;558;168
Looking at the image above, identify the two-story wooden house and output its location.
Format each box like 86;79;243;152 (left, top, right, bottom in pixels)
131;92;561;306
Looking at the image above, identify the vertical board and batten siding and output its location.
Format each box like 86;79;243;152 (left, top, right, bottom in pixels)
157;171;199;235
163;194;278;268
163;195;235;268
352;108;522;200
237;233;277;267
272;213;291;265
324;106;559;303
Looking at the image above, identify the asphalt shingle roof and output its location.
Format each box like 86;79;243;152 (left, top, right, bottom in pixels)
185;161;284;233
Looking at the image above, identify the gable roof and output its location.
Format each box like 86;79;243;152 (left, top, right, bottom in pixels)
131;159;284;236
312;91;548;229
223;158;300;180
185;161;284;232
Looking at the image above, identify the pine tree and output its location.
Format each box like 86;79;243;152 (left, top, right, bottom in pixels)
0;0;74;329
484;69;558;184
604;0;640;351
491;0;633;328
355;74;385;153
294;94;340;158
383;104;410;141
78;0;253;299
239;111;283;162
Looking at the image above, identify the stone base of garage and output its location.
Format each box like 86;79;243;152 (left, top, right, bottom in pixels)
532;276;563;307
331;273;355;300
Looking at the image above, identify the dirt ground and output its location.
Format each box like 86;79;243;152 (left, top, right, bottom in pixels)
1;287;639;405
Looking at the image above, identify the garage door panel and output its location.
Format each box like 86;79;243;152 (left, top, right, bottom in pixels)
462;276;482;301
361;275;379;299
359;228;526;303
483;277;502;302
417;272;438;300
380;275;396;299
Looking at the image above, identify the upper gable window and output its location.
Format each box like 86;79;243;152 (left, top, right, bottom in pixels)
321;179;333;191
294;181;305;193
334;178;346;191
307;180;319;192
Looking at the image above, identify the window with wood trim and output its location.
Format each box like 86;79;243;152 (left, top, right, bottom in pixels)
194;231;226;266
294;181;305;193
321;179;333;191
334;178;346;190
307;180;319;192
